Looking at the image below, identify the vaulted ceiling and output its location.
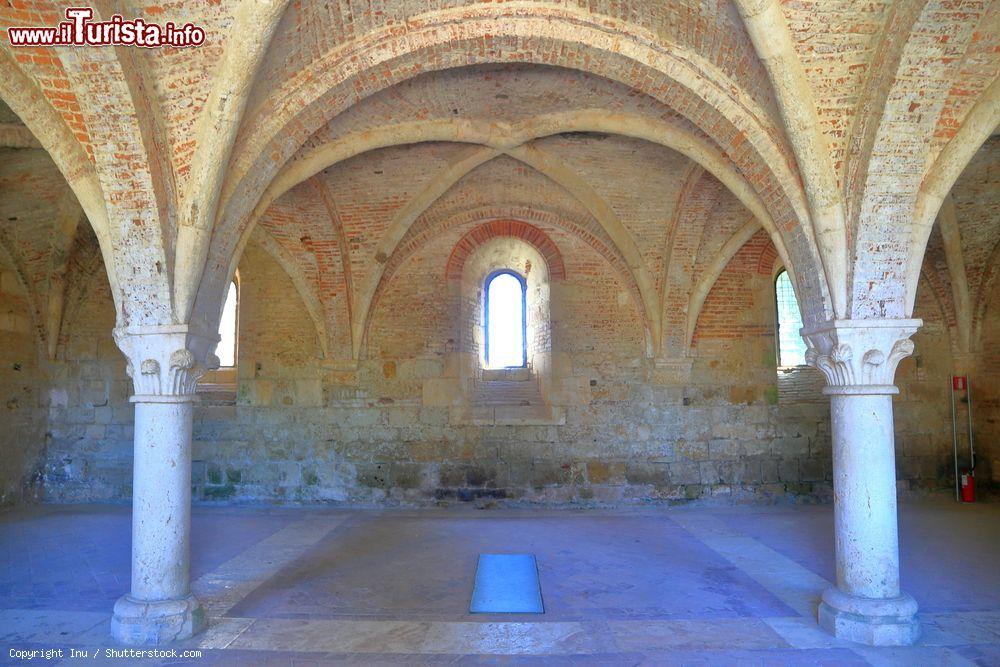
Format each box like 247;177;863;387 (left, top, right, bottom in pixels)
0;1;997;360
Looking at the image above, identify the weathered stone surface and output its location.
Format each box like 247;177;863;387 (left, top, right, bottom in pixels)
0;2;996;650
34;273;965;506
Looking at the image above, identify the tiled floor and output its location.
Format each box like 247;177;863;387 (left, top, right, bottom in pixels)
0;500;998;665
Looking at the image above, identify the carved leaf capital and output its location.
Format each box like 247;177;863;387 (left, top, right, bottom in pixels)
801;319;921;390
114;325;220;398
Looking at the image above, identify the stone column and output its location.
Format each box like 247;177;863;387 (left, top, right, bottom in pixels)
110;325;218;646
801;319;922;646
802;320;921;646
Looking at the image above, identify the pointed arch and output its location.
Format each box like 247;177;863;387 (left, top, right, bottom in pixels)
364;205;647;360
685;219;766;349
735;0;848;317
0;49;119;311
445;220;566;282
174;0;293;323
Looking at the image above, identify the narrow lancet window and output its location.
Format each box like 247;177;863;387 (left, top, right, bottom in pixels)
485;270;527;369
217;281;238;367
775;269;807;366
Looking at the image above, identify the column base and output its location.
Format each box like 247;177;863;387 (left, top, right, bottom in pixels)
111;594;206;645
818;587;920;646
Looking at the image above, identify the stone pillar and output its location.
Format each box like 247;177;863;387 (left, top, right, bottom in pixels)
802;319;922;646
110;325;218;646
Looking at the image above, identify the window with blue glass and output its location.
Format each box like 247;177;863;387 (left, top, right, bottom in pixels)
775;269;807;366
485;270;527;369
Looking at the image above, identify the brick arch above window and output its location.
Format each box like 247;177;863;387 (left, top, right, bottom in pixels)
445;220;566;282
757;241;780;277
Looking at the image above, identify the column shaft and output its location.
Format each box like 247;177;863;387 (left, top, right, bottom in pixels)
130;398;194;601
819;387;919;645
830;392;900;599
802;319;921;647
110;325;216;646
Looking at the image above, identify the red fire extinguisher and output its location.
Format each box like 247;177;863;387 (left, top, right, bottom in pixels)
960;469;975;503
952;374;976;504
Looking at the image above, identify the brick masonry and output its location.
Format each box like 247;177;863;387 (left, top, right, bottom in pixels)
0;3;997;508
19;224;969;507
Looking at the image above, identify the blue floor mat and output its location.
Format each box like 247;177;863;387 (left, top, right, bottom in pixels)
469;553;544;614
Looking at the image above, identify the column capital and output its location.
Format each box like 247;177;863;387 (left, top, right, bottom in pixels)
800;319;921;395
113;324;220;401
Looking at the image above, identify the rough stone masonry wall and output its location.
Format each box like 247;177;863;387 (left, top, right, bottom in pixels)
31;226;966;507
975;281;1000;487
0;261;47;507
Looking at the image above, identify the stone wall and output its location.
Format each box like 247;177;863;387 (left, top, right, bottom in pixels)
975;280;1000;488
42;258;132;501
0;262;47;507
0;4;994;514
31;228;967;507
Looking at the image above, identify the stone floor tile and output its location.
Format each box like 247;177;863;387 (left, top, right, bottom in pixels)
0;502;996;664
229;618;432;654
187;616;257;650
852;645;979;667
670;512;829;618
608;618;790;652
634;648;869;666
193;515;341;617
0;608;107;643
229;513;792;622
921;611;1000;646
419;621;606;655
951;642;1000;667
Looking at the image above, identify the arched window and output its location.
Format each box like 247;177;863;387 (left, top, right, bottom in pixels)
485;270;527;369
775;269;807;366
217;281;238;367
